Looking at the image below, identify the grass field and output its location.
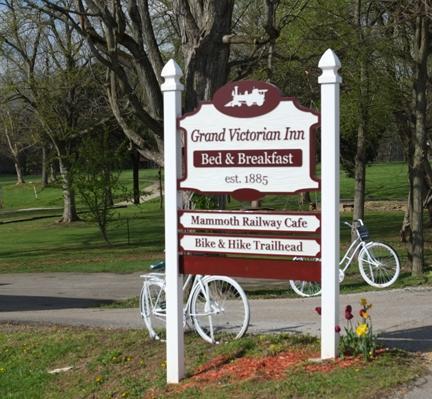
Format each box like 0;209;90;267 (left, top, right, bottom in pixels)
0;324;426;399
0;162;429;279
0;169;160;210
0;200;164;273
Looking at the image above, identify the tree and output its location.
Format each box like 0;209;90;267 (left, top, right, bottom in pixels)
26;0;292;167
407;1;430;275
0;1;113;222
382;0;432;275
74;129;125;244
0;100;35;184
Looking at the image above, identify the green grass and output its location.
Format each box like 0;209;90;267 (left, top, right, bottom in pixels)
1;162;407;213
0;200;164;273
340;162;408;200
228;162;408;210
1;198;431;288
0;169;160;211
0;324;426;399
0;163;427;280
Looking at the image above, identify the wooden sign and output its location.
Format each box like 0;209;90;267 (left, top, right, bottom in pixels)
179;210;320;233
161;49;342;383
178;81;319;201
180;234;321;257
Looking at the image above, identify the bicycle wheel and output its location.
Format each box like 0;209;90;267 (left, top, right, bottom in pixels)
140;279;166;340
289;280;321;297
358;242;400;288
190;276;250;344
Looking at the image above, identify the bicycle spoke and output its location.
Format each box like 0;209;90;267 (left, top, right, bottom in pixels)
191;276;249;344
359;243;400;288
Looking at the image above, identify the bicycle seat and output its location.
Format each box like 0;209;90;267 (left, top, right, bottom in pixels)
150;261;166;271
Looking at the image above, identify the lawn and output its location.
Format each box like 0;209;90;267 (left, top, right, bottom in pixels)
0;200;164;273
0;324;426;399
0;168;160;211
0;162;428;278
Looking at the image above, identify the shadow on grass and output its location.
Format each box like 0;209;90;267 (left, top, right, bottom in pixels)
379;325;432;353
0;239;163;260
0;295;113;311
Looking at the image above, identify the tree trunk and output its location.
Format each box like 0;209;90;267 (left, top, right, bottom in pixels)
410;11;429;276
400;189;412;244
299;192;312;208
58;157;79;223
422;158;432;226
352;122;366;229
352;0;368;240
49;161;57;183
159;167;163;209
131;147;140;205
4;128;25;184
41;146;48;187
174;0;234;111
14;159;25;185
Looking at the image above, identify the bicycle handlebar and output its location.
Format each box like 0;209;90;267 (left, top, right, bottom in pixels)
343;219;364;228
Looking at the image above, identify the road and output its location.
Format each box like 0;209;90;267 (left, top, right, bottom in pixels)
0;272;431;351
0;273;431;398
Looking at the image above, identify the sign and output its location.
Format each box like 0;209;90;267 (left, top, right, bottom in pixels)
179;211;320;233
180;234;320;257
178;81;319;201
160;49;341;383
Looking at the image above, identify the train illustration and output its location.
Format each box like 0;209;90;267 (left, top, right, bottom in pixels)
224;85;268;107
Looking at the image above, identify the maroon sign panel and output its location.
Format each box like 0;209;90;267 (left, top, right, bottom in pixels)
177;79;321;281
213;80;282;118
193;149;303;168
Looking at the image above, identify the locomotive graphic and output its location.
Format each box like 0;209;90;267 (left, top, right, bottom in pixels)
224;85;268;107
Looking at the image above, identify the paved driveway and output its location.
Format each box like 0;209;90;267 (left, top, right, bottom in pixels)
0;273;431;353
0;273;431;398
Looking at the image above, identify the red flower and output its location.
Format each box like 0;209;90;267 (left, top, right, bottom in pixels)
335;325;341;333
345;310;353;320
315;306;322;315
345;305;352;313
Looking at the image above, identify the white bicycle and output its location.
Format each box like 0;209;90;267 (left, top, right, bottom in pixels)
289;219;400;297
140;261;250;344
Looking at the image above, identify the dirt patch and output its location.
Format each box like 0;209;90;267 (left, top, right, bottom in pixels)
340;200;406;212
365;200;406;211
192;350;312;381
167;349;368;395
303;356;361;372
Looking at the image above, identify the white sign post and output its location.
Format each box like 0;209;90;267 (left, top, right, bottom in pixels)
161;59;184;383
319;49;341;359
160;49;341;383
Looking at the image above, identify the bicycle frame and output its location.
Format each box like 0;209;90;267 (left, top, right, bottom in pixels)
144;271;225;320
182;274;210;317
338;219;369;275
339;236;365;273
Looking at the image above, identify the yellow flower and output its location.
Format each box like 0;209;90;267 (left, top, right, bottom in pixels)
356;323;369;337
95;375;104;384
360;298;368;307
